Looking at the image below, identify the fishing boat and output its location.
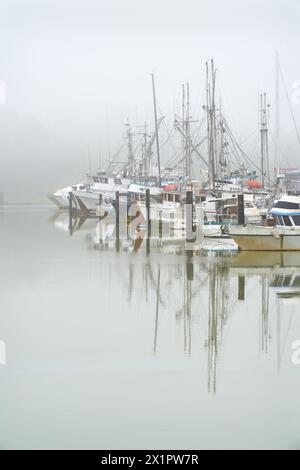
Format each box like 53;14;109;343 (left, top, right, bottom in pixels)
229;195;300;251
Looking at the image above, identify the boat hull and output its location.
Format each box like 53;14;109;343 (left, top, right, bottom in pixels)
229;226;300;251
73;191;113;215
47;194;68;210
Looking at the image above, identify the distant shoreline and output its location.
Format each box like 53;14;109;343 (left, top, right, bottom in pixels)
0;202;34;206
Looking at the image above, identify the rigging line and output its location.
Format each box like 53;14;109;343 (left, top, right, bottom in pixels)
163;150;186;174
162;152;190;178
162;119;179;157
228;129;262;173
133;135;144;156
164;149;184;170
190;117;205;146
279;310;294;366
268;127;289;167
227;142;243;165
154;114;176;156
246;137;260;162
224;117;275;185
239;128;259;146
226;133;245;165
159;127;176;150
164;147;182;165
279;64;300;148
105;139;127;172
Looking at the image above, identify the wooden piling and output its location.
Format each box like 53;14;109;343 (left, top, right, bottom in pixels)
238;275;245;301
68;192;73;235
146;188;151;238
237;194;245;226
186;190;195;242
187;261;194;281
115;191;120;247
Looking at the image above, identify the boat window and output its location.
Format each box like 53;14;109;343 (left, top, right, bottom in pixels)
100;177;108;184
283;216;292;227
292;215;300;226
293;276;300;287
114;178;122;185
93;177;100;183
274;201;300;210
273;276;282;287
276;215;283;225
283;276;292;287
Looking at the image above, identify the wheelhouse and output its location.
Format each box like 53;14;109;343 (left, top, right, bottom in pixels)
93;176;109;184
162;192;181;203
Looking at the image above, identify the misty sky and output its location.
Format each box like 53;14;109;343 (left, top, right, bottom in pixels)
0;0;300;200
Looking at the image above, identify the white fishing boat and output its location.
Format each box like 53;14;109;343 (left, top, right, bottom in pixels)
229;195;300;251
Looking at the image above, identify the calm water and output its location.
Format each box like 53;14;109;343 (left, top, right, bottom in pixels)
0;206;300;450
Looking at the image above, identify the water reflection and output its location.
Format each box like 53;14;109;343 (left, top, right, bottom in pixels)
48;211;300;395
2;207;300;449
271;273;300;300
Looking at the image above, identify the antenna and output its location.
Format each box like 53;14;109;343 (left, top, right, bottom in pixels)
275;51;280;176
259;92;270;188
186;82;192;182
87;145;92;175
151;73;162;188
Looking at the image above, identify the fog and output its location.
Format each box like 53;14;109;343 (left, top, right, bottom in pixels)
0;0;300;201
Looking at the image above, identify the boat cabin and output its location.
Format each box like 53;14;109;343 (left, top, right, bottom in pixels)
272;197;300;227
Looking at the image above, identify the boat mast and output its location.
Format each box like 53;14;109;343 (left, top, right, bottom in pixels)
186;82;192;183
259;92;270;188
182;84;186;179
219;104;226;183
211;60;219;189
125;120;134;173
151;73;162;188
206;62;211;191
206;60;216;194
87;145;92;176
275;51;280;176
178;82;193;183
143;122;148;176
265;93;270;185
